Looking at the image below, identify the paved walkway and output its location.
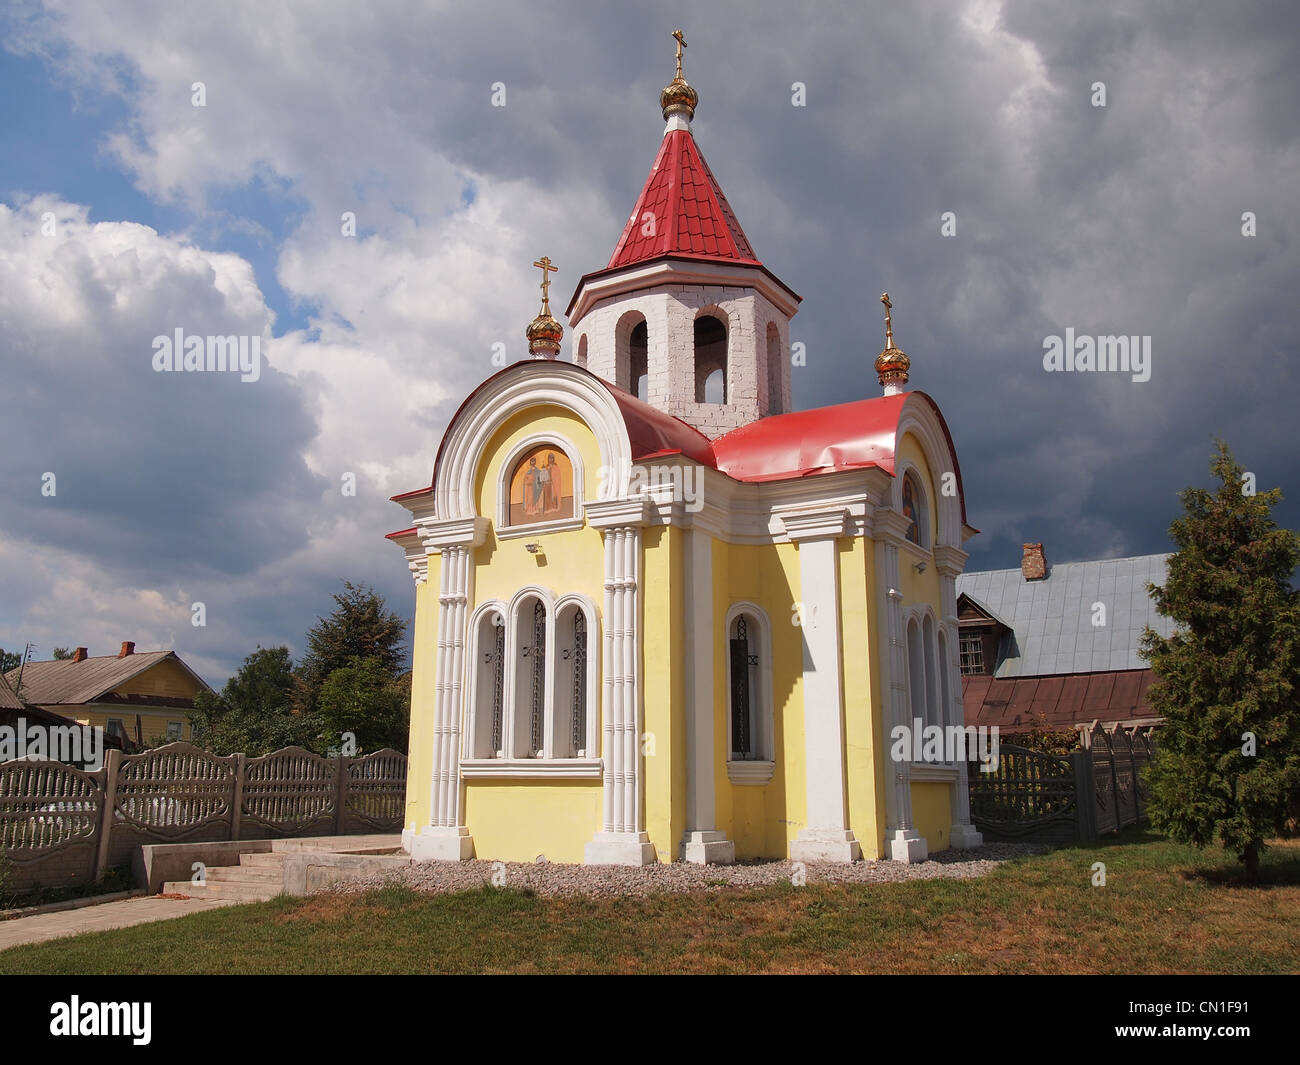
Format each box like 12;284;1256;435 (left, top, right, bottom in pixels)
0;895;241;951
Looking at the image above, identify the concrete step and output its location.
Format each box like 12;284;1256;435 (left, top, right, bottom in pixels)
162;875;280;902
239;852;286;870
207;864;281;883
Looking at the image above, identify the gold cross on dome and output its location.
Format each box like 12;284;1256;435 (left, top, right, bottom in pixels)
881;292;895;348
672;29;687;79
533;256;557;312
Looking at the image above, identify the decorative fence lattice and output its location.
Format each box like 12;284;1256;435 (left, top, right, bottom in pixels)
0;760;101;855
967;745;1082;842
114;744;236;835
1084;724;1156;835
967;723;1158;843
0;743;407;895
243;746;336;833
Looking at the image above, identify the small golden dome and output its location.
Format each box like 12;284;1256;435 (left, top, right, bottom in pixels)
661;29;698;121
526;311;563;359
660;76;698;121
875;292;910;391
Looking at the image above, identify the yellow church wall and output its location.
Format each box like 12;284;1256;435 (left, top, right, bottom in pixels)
463;780;604;863
642;524;686;863
403;561;440;836
839;535;886;860
910;780;952;853
711;538;803;859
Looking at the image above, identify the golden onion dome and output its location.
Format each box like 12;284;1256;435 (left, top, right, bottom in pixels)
875;293;911;391
526;311;563;358
661;29;698;121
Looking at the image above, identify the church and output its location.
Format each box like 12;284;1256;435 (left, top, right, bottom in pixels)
387;33;982;865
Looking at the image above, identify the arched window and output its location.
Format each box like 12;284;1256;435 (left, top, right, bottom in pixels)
471;610;506;758
694;314;727;403
615;311;647;393
506;445;574;526
725;607;773;773
766;321;783;415
902;471;928;547
922;614;939;731
510;597;548;757
554;604;591;757
630;321;648;402
576;334;588;368
907;619;926;733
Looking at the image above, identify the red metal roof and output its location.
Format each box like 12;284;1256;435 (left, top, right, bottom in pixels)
962;669;1157;733
710;393;907;483
607;130;760;270
389;367;968;524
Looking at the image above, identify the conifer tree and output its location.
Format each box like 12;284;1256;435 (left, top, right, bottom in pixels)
1140;441;1300;878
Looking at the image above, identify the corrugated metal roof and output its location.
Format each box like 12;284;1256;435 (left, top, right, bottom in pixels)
956;553;1175;677
4;651;179;706
961;669;1158;731
0;671;24;710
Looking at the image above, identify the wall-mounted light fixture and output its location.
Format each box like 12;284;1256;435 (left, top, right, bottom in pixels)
525;543;542;554
913;561;927;573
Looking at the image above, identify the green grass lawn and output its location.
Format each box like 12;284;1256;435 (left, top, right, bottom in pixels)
2;830;1296;974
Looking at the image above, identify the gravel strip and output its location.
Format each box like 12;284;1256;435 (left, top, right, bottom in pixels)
334;841;1048;899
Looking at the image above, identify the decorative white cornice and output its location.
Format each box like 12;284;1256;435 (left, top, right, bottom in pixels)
932;544;969;577
460;759;603;780
388;529;429;585
419;515;489;551
569;257;800;326
776;505;848;543
872;506;914;545
585;496;651;530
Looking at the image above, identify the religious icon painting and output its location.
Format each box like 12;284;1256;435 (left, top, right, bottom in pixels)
902;471;924;546
509;445;574;526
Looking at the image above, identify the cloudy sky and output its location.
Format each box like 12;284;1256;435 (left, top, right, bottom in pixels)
2;0;1296;685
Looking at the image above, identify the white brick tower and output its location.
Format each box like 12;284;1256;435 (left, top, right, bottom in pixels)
564;32;801;440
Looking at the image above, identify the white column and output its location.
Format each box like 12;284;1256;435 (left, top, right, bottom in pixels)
781;508;861;863
681;527;734;864
936;545;982;848
407;516;486;862
585;498;656;865
876;509;927;863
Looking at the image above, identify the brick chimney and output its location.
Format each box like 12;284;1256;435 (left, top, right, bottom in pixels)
72;647;89;663
118;641;135;658
1021;543;1048;581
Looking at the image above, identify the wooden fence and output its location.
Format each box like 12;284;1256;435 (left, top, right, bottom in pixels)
968;723;1157;843
0;742;406;895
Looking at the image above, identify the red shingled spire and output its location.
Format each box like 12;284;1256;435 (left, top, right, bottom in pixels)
606;129;761;270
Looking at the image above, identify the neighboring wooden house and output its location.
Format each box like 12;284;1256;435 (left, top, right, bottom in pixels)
4;643;211;748
955;545;1174;735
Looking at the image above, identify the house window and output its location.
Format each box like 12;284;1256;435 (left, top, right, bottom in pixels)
959;632;985;675
694;314;727;403
507;445;574;526
902;471;927;547
106;719;126;740
166;721;182;742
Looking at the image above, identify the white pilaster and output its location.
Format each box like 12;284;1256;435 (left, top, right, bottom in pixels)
876;508;927;863
681;528;734;864
936;545;982;849
406;516;487;862
779;507;861;863
585;499;656;865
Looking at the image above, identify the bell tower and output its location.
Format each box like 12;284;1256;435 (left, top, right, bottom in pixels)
565;31;801;440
